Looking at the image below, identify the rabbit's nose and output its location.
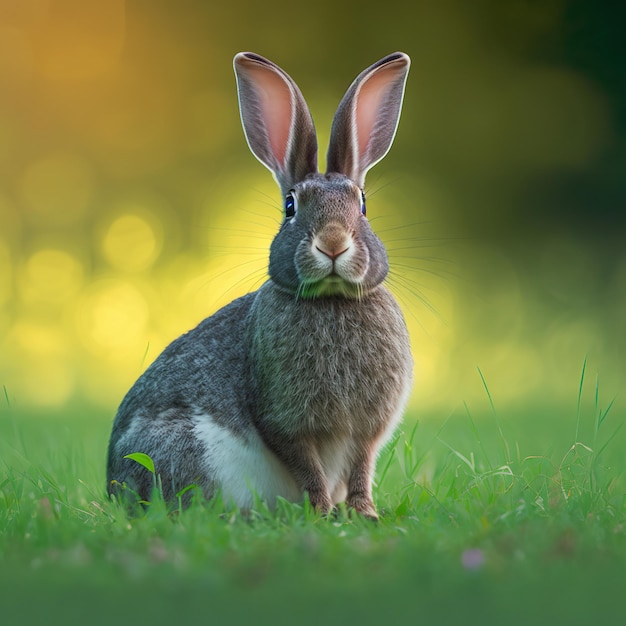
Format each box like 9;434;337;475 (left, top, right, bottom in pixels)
313;223;352;261
315;243;350;261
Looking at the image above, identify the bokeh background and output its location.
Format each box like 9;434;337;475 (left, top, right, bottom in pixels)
0;0;624;418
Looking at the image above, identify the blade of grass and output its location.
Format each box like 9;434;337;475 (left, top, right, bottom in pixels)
598;399;615;430
575;356;587;443
477;367;510;463
592;422;623;465
436;437;475;474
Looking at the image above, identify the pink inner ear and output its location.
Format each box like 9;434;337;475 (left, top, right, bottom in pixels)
248;65;293;167
354;69;394;156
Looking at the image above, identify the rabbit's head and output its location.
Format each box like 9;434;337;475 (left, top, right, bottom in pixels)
234;52;410;299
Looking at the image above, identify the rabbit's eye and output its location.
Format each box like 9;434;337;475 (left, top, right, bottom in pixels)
285;193;296;218
360;190;367;216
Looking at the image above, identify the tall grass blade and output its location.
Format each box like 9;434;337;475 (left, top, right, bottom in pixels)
593;422;623;465
477;367;510;463
598;399;615;430
140;342;151;370
575;356;587;443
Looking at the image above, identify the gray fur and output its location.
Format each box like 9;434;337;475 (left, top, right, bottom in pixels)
107;52;413;519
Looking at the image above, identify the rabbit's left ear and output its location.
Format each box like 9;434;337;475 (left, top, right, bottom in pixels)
326;53;410;188
234;52;318;194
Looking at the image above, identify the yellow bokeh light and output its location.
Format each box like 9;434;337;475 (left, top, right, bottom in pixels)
76;279;150;356
7;321;68;356
20;247;84;304
18;153;95;223
101;211;163;272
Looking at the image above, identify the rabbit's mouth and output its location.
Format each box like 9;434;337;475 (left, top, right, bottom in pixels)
297;276;364;300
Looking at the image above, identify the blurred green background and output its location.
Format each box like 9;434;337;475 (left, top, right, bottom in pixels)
0;0;624;417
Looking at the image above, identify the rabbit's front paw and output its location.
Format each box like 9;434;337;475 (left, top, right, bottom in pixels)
346;494;379;521
307;491;333;516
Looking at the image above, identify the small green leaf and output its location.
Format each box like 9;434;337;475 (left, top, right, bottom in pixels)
394;493;412;517
124;452;155;474
176;483;198;499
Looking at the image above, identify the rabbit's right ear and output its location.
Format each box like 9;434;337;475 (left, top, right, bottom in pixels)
326;53;410;188
234;53;318;194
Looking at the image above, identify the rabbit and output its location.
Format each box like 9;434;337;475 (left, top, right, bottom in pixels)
107;51;413;520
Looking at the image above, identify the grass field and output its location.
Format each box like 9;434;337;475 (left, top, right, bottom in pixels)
1;370;624;626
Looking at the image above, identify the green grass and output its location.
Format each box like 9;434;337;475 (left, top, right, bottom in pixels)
1;376;624;626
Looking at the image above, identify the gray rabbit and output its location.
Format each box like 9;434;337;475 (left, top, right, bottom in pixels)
107;51;413;519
